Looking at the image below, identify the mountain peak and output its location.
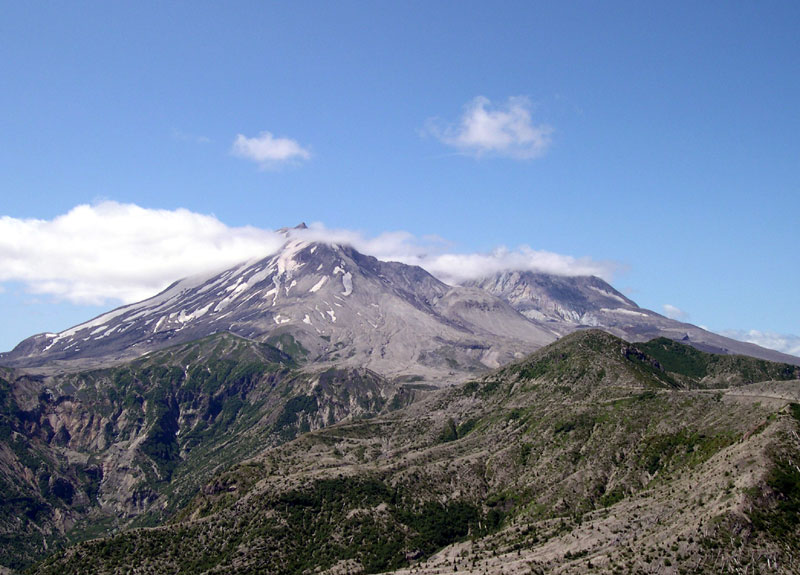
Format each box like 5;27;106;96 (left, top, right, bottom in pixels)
1;238;556;378
464;270;640;327
276;222;309;237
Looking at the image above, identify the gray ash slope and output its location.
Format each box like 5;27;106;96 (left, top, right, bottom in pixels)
1;237;557;381
466;270;800;365
4;234;797;376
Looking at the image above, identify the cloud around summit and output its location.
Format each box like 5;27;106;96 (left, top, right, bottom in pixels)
0;203;615;306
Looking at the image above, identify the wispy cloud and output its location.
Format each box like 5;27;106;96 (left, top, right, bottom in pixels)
719;329;800;358
231;131;311;168
171;129;211;144
425;96;553;159
662;304;689;321
0;203;615;306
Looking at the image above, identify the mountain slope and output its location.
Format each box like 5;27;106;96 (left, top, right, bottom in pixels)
466;270;800;365
1;239;556;382
27;332;800;574
0;333;424;570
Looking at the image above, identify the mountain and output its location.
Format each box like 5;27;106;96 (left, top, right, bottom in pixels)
26;331;800;574
4;234;797;384
0;333;425;570
465;270;800;365
4;232;800;573
1;237;556;382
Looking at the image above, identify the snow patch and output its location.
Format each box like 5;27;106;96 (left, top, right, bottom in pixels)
589;286;628;305
246;266;273;286
303;314;312;325
177;303;214;323
341;272;353;296
275;238;309;276
271;276;281;305
601;308;648;317
309;277;328;293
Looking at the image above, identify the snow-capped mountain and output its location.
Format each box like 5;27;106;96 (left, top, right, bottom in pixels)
4;231;797;376
466;270;800;365
1;234;557;381
463;271;642;328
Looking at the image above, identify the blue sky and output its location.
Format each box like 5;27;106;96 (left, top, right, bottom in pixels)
1;1;798;356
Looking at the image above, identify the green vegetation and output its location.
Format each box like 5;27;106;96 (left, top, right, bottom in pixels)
640;430;737;476
267;332;309;359
749;458;800;541
746;405;800;545
639;337;800;385
33;476;496;575
274;394;318;439
9;329;800;574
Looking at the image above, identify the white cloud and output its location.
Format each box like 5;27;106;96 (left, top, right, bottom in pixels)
425;96;553;159
719;329;800;358
0;204;615;307
662;304;689;321
231;131;311;168
410;247;614;284
0;202;285;305
291;223;617;284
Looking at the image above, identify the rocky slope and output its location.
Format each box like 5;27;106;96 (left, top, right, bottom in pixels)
25;332;800;574
466;270;800;365
1;237;556;383
3;234;797;383
0;333;427;570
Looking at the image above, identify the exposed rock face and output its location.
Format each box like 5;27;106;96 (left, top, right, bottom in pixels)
466;270;800;365
3;236;797;378
464;270;640;326
1;240;556;382
24;332;800;575
0;334;424;569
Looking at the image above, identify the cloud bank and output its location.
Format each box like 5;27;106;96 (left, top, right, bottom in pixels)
0;203;285;305
231;131;311;168
720;329;800;358
291;224;615;285
662;304;689;321
0;203;615;306
425;96;553;159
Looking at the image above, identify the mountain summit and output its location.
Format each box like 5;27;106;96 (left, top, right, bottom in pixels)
466;269;800;365
1;237;556;380
3;234;797;375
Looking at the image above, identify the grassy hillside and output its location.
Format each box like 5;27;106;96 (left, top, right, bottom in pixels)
0;333;416;571
27;331;800;574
